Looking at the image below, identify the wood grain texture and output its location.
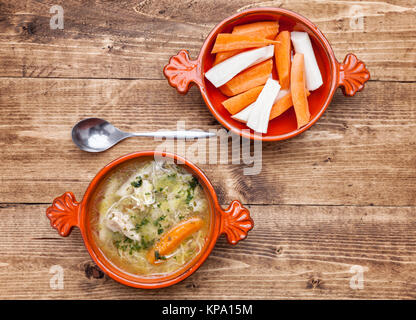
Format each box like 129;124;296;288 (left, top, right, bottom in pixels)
1;79;416;206
0;0;415;81
1;204;415;300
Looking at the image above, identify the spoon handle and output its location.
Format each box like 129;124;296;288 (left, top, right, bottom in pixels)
131;130;216;139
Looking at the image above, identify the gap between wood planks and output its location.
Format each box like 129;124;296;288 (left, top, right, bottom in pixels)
0;75;414;83
1;202;416;208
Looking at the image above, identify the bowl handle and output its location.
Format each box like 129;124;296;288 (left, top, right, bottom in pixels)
337;53;370;96
46;192;81;237
218;200;254;245
163;50;203;94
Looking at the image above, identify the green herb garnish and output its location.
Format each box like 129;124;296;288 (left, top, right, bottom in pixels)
131;177;143;188
140;238;154;250
167;173;177;179
189;176;198;190
186;188;194;204
154;250;166;260
134;217;149;231
154;215;166;226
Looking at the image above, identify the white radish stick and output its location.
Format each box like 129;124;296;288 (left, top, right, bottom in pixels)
246;78;281;133
290;32;323;91
205;45;274;88
232;88;290;123
275;89;290;103
232;102;255;123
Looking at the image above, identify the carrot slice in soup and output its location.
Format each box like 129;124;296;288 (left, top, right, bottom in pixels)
291;53;310;128
147;217;204;265
211;34;279;54
220;59;273;96
222;85;264;114
274;31;291;90
232;21;279;40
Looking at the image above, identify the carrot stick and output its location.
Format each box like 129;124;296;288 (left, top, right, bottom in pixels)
214;22;279;65
214;49;245;65
269;92;293;120
206;46;274;88
147;217;204;265
220;59;273;96
211;34;279;54
291;53;310;128
269;90;310;120
274;31;291;90
232;21;279;40
232;89;311;123
222;85;264;114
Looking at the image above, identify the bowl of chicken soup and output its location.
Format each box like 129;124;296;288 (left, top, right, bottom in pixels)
46;151;253;289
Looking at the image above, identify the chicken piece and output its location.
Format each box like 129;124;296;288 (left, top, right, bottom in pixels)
133;179;155;206
105;210;140;242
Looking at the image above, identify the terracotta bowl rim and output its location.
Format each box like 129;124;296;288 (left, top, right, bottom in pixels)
197;7;339;141
79;151;222;289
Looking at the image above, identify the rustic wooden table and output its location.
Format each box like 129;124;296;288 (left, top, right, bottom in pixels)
1;0;415;300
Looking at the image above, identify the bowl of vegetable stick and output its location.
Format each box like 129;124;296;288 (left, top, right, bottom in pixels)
164;8;370;141
46;151;253;288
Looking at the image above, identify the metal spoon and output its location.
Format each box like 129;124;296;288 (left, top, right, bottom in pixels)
71;118;216;152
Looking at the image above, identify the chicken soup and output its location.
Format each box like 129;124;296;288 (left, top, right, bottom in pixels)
90;159;210;276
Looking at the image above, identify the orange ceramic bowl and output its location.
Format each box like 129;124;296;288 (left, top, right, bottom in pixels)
46;151;253;289
164;7;370;141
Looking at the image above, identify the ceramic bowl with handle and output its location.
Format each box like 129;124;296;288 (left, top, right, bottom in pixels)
46;151;253;289
164;7;370;141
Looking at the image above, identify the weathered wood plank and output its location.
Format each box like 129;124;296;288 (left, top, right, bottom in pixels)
0;0;414;81
0;203;415;299
1;78;415;206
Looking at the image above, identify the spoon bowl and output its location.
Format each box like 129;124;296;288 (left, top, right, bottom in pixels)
72;118;128;152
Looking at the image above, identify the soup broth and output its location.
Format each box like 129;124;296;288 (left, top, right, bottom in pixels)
90;158;211;276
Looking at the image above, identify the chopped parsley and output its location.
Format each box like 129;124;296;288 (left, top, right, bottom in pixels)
189;176;199;190
167;173;177;179
131;177;143;188
186;188;194;204
134;217;149;231
183;178;198;205
154;215;166;226
113;235;154;253
154;250;166;260
140;237;154;250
